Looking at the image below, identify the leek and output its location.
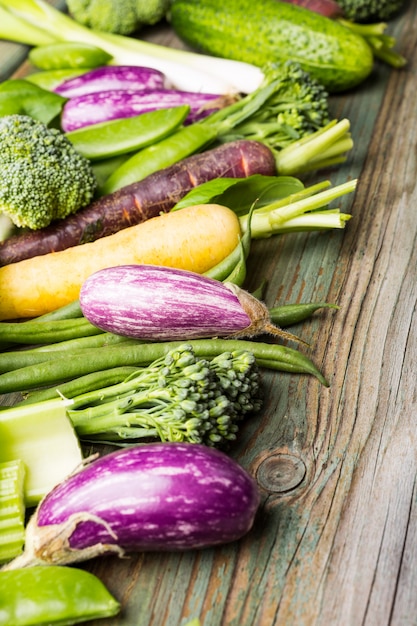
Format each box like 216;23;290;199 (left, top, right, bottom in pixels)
0;0;264;94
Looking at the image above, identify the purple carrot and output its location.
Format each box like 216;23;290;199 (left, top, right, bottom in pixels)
61;88;238;131
0;140;276;266
4;443;260;568
54;65;167;98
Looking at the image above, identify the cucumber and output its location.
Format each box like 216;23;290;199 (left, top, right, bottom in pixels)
169;0;374;92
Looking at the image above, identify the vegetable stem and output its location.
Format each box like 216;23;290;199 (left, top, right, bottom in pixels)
338;18;407;68
239;178;357;237
275;119;353;174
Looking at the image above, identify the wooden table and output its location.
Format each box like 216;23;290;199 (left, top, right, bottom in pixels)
2;2;417;624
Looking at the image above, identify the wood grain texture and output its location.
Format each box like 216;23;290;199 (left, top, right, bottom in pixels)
2;3;417;625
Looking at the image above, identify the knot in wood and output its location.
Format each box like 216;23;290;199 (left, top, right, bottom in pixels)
256;453;306;494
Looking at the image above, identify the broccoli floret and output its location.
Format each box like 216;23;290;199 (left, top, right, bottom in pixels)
218;61;331;151
66;0;171;35
0;114;96;230
337;0;407;21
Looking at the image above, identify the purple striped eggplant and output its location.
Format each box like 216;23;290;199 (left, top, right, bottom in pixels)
79;264;302;343
61;88;238;131
54;64;167;98
5;443;260;568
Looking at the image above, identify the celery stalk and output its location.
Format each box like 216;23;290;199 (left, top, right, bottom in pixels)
0;398;83;507
0;459;26;563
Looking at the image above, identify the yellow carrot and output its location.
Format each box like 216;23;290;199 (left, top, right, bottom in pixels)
0;204;241;320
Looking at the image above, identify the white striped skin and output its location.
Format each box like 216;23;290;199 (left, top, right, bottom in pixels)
80;264;251;340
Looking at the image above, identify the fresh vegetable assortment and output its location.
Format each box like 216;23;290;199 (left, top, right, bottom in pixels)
0;0;264;95
0;175;356;320
0;343;263;447
0;0;410;623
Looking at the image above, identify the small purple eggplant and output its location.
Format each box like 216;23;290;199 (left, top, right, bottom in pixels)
79;265;303;343
54;64;166;98
61;88;238;131
4;443;260;568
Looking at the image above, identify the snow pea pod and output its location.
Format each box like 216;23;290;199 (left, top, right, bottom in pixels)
0;565;120;625
28;42;112;70
66;105;190;160
26;68;94;91
101;123;219;194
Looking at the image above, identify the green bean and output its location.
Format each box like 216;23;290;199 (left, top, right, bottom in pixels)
19;366;140;405
0;334;139;374
0;317;101;344
0;339;328;394
27;332;138;353
269;302;339;327
0;565;120;625
0;301;85;351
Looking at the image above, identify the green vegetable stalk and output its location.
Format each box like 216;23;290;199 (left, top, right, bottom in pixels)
0;460;26;563
0;399;82;506
5;345;263;448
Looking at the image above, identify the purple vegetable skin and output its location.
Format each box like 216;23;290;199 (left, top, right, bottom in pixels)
4;443;260;568
54;64;166;98
80;265;304;343
80;265;250;339
61;88;237;131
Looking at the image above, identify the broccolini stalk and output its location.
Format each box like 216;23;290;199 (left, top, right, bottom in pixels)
0;460;26;563
1;346;261;449
67;345;262;446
